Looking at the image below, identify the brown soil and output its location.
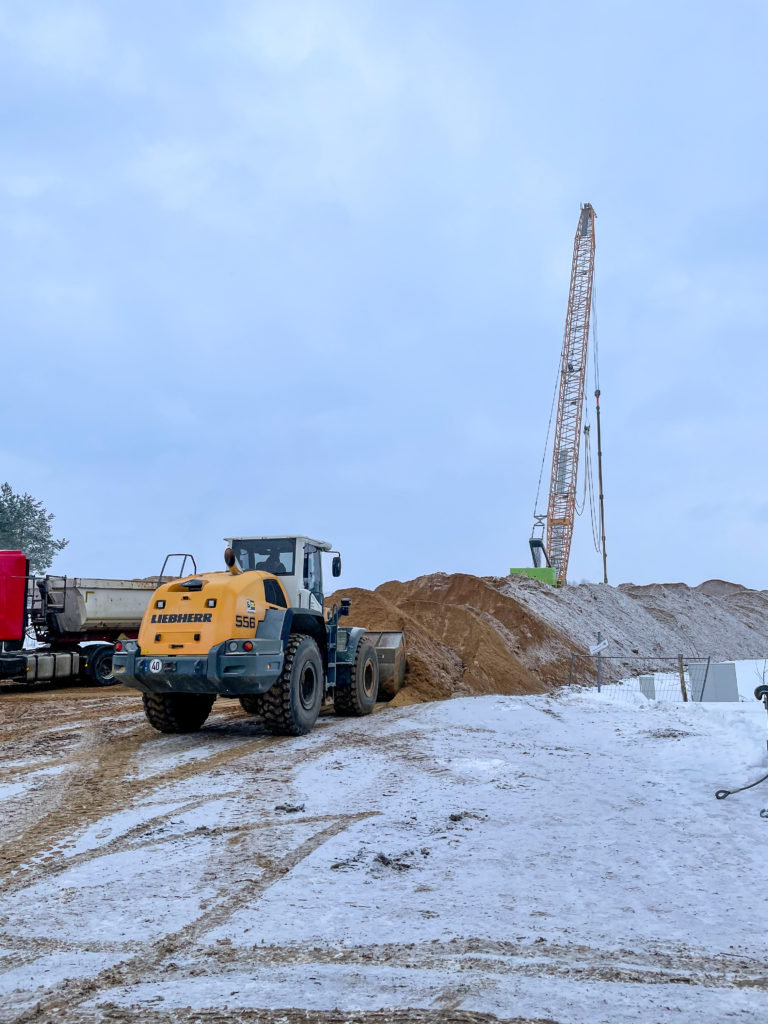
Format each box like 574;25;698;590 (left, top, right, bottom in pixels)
328;573;582;706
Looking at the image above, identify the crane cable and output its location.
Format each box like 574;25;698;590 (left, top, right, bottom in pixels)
589;282;603;553
532;350;562;522
574;282;602;553
592;279;600;392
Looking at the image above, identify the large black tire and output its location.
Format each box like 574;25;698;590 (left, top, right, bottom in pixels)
142;692;216;733
239;694;265;716
85;644;117;687
334;639;379;716
261;634;324;736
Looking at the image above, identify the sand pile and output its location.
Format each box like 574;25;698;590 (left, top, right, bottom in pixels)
329;573;768;705
504;575;768;662
329;573;578;705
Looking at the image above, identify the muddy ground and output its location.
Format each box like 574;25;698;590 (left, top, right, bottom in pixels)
0;686;546;1024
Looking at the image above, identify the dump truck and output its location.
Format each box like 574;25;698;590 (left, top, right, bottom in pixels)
0;549;182;686
114;535;406;736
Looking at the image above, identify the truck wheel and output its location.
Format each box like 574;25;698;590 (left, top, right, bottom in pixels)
239;694;265;716
334;639;379;716
142;693;215;733
85;644;117;687
261;634;323;736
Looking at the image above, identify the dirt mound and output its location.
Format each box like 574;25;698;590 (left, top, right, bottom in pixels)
328;573;578;706
695;579;748;597
330;572;768;706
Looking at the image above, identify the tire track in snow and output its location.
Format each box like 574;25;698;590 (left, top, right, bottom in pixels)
118;936;767;993
51;1011;552;1024
7;811;378;1024
0;700;283;887
174;937;768;983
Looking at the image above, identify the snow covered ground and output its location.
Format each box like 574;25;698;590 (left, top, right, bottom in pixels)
2;678;768;1023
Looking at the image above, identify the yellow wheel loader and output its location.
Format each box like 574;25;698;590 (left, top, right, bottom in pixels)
113;536;405;736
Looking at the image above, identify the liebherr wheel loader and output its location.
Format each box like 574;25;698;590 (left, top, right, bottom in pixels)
113;536;406;736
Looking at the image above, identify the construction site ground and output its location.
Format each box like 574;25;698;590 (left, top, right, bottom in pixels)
2;667;768;1023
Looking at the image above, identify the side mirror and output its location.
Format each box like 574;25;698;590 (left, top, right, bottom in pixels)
340;597;351;616
332;555;342;578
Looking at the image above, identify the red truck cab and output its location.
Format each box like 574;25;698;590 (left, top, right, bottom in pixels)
0;550;28;649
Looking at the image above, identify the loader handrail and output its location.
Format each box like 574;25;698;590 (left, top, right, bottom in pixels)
158;553;197;586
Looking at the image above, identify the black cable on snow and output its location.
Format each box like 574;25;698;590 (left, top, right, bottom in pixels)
715;772;768;800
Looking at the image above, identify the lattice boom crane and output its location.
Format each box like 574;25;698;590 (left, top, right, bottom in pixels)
530;203;596;586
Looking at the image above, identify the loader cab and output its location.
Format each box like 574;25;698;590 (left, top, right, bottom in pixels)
224;535;335;613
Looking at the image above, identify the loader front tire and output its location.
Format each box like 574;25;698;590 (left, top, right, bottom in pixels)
239;694;265;716
142;692;215;733
261;634;323;736
334;639;379;716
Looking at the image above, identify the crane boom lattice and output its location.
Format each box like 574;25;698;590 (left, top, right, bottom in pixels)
546;203;596;586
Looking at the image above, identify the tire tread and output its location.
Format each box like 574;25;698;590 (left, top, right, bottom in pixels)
239;694;265;716
142;692;215;733
261;633;322;736
334;639;378;716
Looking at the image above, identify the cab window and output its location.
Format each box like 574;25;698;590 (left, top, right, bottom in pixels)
303;548;323;603
264;579;287;608
233;539;295;575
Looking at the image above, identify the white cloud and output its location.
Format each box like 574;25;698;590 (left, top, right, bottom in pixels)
0;171;58;199
216;1;495;199
0;3;143;89
651;264;768;333
128;140;218;213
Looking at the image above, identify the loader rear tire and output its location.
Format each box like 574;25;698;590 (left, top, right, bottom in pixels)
239;694;265;716
142;692;215;733
261;634;323;736
334;639;379;716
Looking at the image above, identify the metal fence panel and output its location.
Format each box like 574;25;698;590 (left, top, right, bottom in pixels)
688;661;739;702
568;655;743;703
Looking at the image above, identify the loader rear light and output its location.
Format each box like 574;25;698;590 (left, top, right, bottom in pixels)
228;641;238;652
206;599;216;608
115;641;123;652
156;600;166;609
243;641;253;652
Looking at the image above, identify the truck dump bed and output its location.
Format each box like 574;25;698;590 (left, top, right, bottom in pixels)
29;576;158;636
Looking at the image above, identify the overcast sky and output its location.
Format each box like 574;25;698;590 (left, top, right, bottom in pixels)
2;1;767;590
